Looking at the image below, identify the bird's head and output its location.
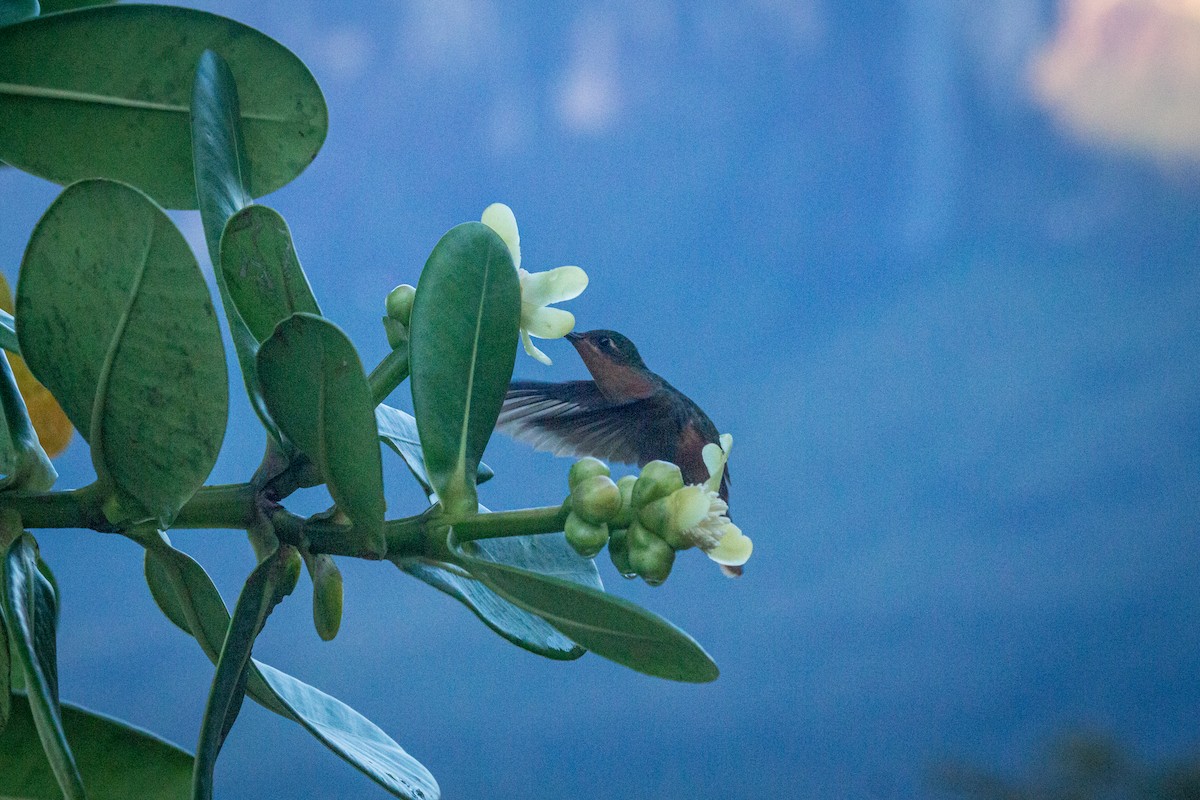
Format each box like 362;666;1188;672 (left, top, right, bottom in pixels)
566;329;657;401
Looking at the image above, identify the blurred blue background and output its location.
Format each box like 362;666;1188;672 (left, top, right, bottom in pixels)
3;0;1200;797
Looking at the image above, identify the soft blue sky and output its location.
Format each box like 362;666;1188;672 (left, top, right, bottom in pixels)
3;1;1200;797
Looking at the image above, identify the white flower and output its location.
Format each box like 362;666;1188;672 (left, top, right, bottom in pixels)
696;433;751;566
482;203;588;365
656;477;752;569
701;433;733;494
705;522;753;567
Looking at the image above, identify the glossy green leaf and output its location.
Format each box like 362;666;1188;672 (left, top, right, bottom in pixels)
0;693;191;800
450;535;719;683
376;404;492;497
0;0;36;28
253;662;440;800
142;541;288;718
220;204;320;343
0;594;10;731
192;49;251;254
0;307;19;353
39;0;116;12
191;48;282;447
0;5;326;208
16;179;226;525
141;539;439;799
258;314;385;556
0;350;55;491
3;534;86;799
397;501;598;660
400;546;585;660
193;547;291;800
409;222;520;516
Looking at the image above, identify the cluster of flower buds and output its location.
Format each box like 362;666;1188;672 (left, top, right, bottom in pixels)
383;283;415;349
563;457;623;558
563;436;752;585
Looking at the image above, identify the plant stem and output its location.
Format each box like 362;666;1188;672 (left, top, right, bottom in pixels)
0;486;108;530
450;504;569;542
368;345;410;406
0;483;567;560
172;483;260;529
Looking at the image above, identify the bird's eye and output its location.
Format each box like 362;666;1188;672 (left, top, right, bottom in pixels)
598;336;613;350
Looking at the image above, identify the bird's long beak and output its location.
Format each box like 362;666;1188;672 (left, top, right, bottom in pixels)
565;331;583;343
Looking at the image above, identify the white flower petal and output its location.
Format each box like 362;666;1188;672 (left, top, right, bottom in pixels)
702;436;731;494
667;485;716;532
523;306;575;339
521;266;588;308
705;524;752;567
481;203;521;270
521;329;552;365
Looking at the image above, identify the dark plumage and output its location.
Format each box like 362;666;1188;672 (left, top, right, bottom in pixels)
497;330;729;503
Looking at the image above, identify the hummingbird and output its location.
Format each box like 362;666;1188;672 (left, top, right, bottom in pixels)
497;329;730;504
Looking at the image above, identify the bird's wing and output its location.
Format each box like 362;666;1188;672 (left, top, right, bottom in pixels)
497;380;661;466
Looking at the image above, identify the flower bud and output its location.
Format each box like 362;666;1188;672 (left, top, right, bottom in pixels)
627;520;674;586
279;547;303;598
571;474;622;525
613;474;637;527
385;283;416;324
568;456;610;490
383;315;408;350
607;527;635;579
631;460;683;509
564;511;608;558
308;553;344;642
640;484;715;550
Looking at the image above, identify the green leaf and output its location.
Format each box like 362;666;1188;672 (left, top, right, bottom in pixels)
192;547;291;800
0;593;10;731
16;179;226;525
450;535;719;683
0;693;191;800
0;0;37;27
0;0;37;28
0;350;56;492
376;404;492;498
0;307;19;353
220;204;320;343
142;541;288;717
39;0;115;12
141;538;439;800
2;534;87;799
401;554;583;661
253;662;440;800
0;5;326;208
409;223;520;516
191;48;281;446
258;314;385;556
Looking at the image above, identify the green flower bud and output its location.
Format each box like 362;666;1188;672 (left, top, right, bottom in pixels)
627;520;675;586
383;315;408;350
308;553;344;642
639;485;716;550
571;474;622;525
564;511;608;558
385;283;416;324
613;474;637;528
279;547;303;598
637;495;671;536
568;456;610;490
607;527;634;579
631;460;684;509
